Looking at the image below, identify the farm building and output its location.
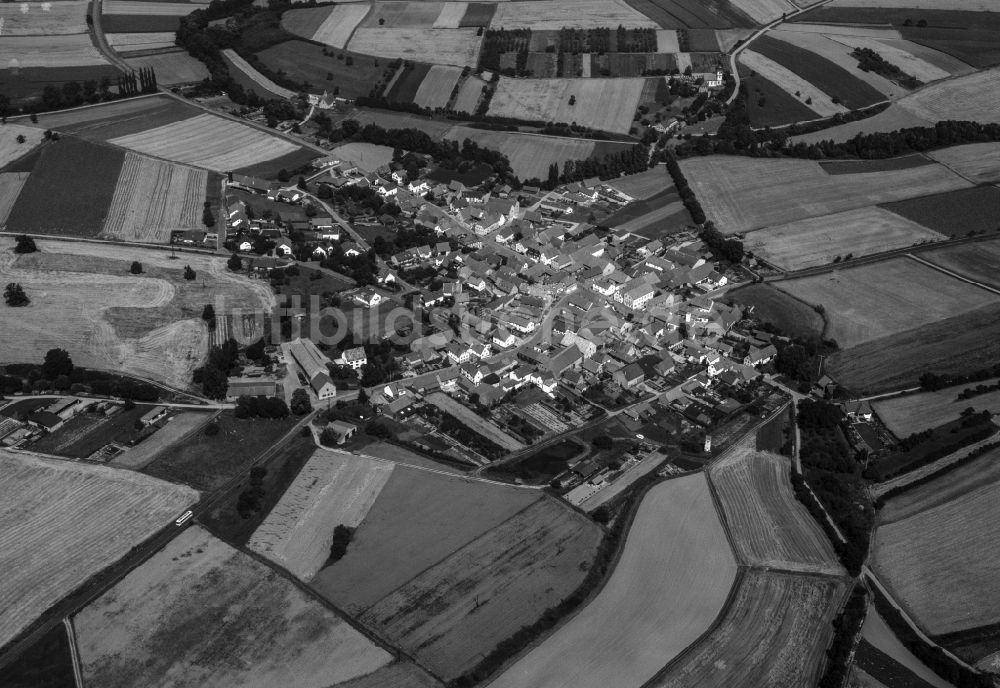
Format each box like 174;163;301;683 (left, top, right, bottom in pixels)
336;346;368;370
27;412;64;432
227;378;280;398
288;337;337;400
140;406;168;427
324;420;357;444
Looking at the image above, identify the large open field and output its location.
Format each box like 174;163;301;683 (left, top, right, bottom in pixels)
727;282;824;339
745;206;946;271
739;66;820;127
362;497;602;680
248;450;394;581
106;31;178;50
728;0;794;23
0;0;89;34
490;0;657;29
620;0;751;29
929;143;1000;184
0;34;109;68
75;525;396;688
919;238;1000;289
791;103;931;145
489;473;736;688
898;67;1000;123
0;450;197;649
880;185;1000;237
348;27;482;67
767;28;899;97
680;155;970;234
255;41;386;100
26;94;202;140
488;77;645;134
311;466;540;612
709;448;842;574
102;152;209;243
873;380;1000;438
776;257;998;348
444;126;613;180
287;4;369;48
739;49;843;118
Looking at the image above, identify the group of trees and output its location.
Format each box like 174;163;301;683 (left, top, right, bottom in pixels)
663;152;706;225
528;144;649;189
234;395;289;419
4;283;29;307
816;585;867;688
0;350;158;399
117;68;159;97
193;338;239;399
290;388;312;415
13;235;36;254
919;363;1000;391
327;524;354;563
236;466;268;519
852;47;921;89
699;222;744;263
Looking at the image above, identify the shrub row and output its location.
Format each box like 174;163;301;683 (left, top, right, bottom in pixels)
663;152;706;225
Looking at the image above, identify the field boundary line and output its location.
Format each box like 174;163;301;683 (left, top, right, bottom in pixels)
905;252;1000;297
63;617;84;688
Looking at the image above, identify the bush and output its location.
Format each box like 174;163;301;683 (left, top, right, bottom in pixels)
328;524;353;563
4;282;29;307
129;261;143;274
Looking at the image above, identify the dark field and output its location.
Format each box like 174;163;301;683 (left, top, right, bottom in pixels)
459;2;496;27
827;302;1000;395
386;63;431;104
232;147;319;179
880;185;1000;238
756;405;789;453
622;0;751;28
526;52;557;77
727;283;825;340
30;94;201;141
752;34;884;110
255;40;387;99
5;136;124;237
592;52;676;78
279;5;330;38
819;154;932;175
918;238;1000;290
687;28;721;52
0;65;124;103
3;622;75;688
854;640;938;688
740;67;818;127
102;14;182;32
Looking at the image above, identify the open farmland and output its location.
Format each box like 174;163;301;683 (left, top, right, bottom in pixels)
108;113;304;171
26;94;201;140
311;466;539;612
861;607;955;688
489;473;737;688
101;152;208;243
728;0;795;23
444;126;606;180
362;2;443;28
0;124;43;168
873;380;1000;438
0;450;197;649
361;498;602;680
929;143;1000;184
413;65;463;109
745;206;946;271
651;571;848;688
103;0;207;15
75;526;395;688
738;66;819;127
727;283;824;339
776;257;998;349
920;239;1000;290
679;155;970;234
826;34;954;83
489;0;657;29
106;32;178;50
348;28;482;67
709;448;842;574
873;477;1000;636
791;103;930;145
739;49;844;118
0;173;28;225
0;34;109;68
881;185;1000;238
248;451;394;581
620;0;750;29
426;391;524;451
898;68;1000;123
284;4;369;48
255;41;386;99
767;28;899;97
434;2;468;28
221;49;294;98
125;51;209;85
0;0;89;34
488;77;645;134
606;166;669;199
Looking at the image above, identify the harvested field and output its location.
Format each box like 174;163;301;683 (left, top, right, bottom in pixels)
898;68;1000;123
248;451;394;580
621;0;748;29
111;411;215;469
727;282;824;339
221;49;294;98
861;607;954;688
0;34;108;68
434;2;467;28
75;526;393;688
444;126;601;180
26;94;201;140
106;31;177;50
488;77;645;134
452;76;485;112
873;477;1000;635
329;142;395;171
651;570;849;688
728;0;794;24
768;28;898;96
710;448;842;574
101;152;208;243
490;473;737;688
103;0;206;14
426;391;525;451
739;49;843;117
777;257;998;348
254;40;385;99
679;155;970;234
873;381;1000;438
929;143;1000;184
881;185;1000;237
109;113;303;171
791;102;930;144
311;466;540;612
919;239;1000;290
0;125;44;169
0;172;28;226
0;450;197;649
0;0;89;34
348;28;482;67
313;4;370;48
745;206;946;271
740;66;819;127
362;498;602;680
490;0;657;29
412;64;463;109
606;165;668;199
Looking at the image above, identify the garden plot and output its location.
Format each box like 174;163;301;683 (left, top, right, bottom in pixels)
490;0;657;30
679;155;970;234
745;206;946;271
0;124;43;168
348;27;482;66
106;32;177;50
928;143;1000;184
75;526;393;688
768;28;898;96
102;152;208;243
413;64;462;109
108;113;303;171
776;257;998;349
444;125;597;180
826;34;951;82
0;173;28;225
248;451;394;581
739;49;843;117
488;77;644;134
313;4;370;48
433;2;467;28
872;380;1000;438
0;35;108;67
0;0;89;34
0;450;197;649
898;67;1000;123
489;474;737;688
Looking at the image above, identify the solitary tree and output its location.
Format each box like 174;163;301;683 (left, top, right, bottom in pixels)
15;134;25;144
4;282;29;306
201;303;216;330
13;235;37;254
184;265;196;280
129;261;143;274
42;348;73;379
227;253;243;271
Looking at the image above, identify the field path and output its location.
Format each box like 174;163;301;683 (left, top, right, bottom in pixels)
63;618;83;688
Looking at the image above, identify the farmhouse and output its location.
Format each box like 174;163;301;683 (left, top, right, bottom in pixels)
288;337;337;400
337;346;368;370
139;406;168;427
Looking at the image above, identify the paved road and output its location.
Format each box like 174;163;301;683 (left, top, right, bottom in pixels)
63;618;83;688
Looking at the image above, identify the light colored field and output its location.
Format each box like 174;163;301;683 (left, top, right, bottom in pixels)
862;606;954;688
656;30;679;53
362;498;602;679
490;0;656;29
0;124;43;168
0;172;28;226
452;75;486;113
109;113;301;171
679;155;970;233
0;0;89;35
426;391;524;451
929;143;1000;184
739;49;842;117
0;450;197;649
872;431;1000;500
653;571;848;688
769;28;898;96
103;0;207;14
872;379;1000;437
715;28;754;52
826;34;950;82
873;477;1000;635
348;27;482;67
676;52;691;72
112;411;215;469
433;1;467;28
728;0;795;23
828;0;994;8
76;526;392;688
898;68;1000;123
745;206;946;271
606;165;668;199
0;34;108;67
710;448;843;574
222;49;295;98
782;22;901;39
488;77;644;134
329;142;395;172
102;152;208;243
489;473;737;688
312;3;370;48
792;103;931;144
444;125;596;180
413;64;463;109
107;32;177;50
777;257;998;349
248;451;394;581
